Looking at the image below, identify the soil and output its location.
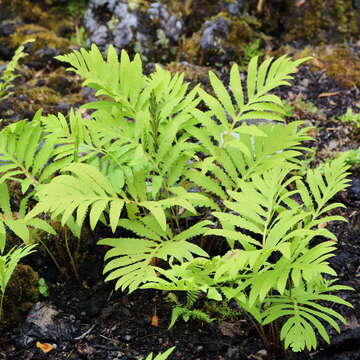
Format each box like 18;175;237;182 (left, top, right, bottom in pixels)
0;1;360;360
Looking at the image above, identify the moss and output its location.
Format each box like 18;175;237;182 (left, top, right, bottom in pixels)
45;68;82;95
0;0;70;33
0;0;47;23
319;45;360;89
10;24;70;52
282;0;360;44
178;31;202;64
275;43;360;90
165;61;210;89
4;83;83;119
1;264;39;329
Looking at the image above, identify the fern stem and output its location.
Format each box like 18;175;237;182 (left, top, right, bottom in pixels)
0;293;4;321
38;238;63;274
64;227;80;281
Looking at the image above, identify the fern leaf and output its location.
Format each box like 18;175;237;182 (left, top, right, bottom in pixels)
229;63;244;109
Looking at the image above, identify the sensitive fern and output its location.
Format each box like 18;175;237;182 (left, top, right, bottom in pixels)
5;45;352;353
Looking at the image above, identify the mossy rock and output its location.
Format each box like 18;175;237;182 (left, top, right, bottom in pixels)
165;0;225;34
10;24;70;53
317;45;360;89
179;13;263;66
5;24;71;69
0;0;47;23
280;0;360;45
2;82;84;121
0;0;68;28
165;61;211;89
288;44;360;89
1;264;39;330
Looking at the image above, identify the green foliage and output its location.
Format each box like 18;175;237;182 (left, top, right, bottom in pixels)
204;301;243;321
1;44;351;353
143;347;175;360
240;39;264;70
337;106;360;128
0;40;33;101
341;147;360;167
166;291;213;328
0;244;36;319
144;157;352;352
65;0;88;16
38;277;48;297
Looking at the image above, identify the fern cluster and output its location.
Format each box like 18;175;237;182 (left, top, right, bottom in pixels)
0;44;353;352
166;291;213;328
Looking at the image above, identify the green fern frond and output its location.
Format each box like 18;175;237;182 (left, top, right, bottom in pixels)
0;113;70;189
262;283;353;352
56;45;145;109
99;216;209;293
26;163;121;230
306;156;351;215
144;347;175;360
186;290;201;307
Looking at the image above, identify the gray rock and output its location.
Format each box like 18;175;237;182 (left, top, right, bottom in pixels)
349;177;360;201
17;302;76;346
200;17;230;51
227;0;245;16
353;0;360;10
83;0;183;61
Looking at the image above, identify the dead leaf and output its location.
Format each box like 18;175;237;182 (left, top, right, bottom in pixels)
344;314;359;330
219;320;246;337
36;342;54;354
296;0;306;6
76;343;95;356
318;91;341;98
311;58;325;69
149;257;157;266
151;314;159;327
306;127;317;139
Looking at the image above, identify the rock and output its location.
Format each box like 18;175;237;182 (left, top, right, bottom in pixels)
200;18;231;51
0;21;15;37
349;177;360;201
227;0;245;16
17;302;76;346
84;0;183;62
354;0;360;9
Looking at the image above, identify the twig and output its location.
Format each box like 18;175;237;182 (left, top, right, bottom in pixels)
74;324;96;340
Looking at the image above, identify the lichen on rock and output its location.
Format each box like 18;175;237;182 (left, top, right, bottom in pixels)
84;0;183;62
180;12;263;66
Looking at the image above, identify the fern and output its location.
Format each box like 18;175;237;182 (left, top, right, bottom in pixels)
144;158;352;352
166;291;212;328
0;111;71;189
262;280;353;352
11;46;350;354
143;347;175;360
98;217;210;293
185;55;312;202
0;40;33;101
